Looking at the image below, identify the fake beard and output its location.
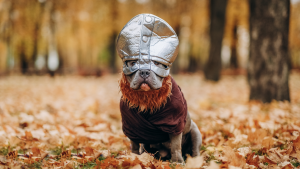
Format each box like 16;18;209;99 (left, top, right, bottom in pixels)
119;73;172;113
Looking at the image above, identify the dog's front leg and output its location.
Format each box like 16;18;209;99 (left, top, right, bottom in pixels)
131;140;140;154
169;133;183;163
190;121;202;157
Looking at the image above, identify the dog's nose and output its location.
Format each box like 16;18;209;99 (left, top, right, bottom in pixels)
139;69;150;79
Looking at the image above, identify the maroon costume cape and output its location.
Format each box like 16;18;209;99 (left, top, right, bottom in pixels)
120;77;187;144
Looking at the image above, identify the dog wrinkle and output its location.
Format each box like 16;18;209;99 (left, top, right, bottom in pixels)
129;72;143;89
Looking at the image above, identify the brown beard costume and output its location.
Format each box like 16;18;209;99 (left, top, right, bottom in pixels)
119;73;172;113
119;74;187;144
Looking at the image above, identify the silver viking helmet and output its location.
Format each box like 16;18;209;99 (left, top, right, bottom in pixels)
116;14;179;77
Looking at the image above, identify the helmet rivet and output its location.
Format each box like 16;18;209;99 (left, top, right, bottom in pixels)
142;36;148;42
145;16;152;23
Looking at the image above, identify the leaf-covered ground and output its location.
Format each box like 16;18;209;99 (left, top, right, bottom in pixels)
0;73;300;169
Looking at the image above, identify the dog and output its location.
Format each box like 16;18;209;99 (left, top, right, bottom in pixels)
116;14;202;163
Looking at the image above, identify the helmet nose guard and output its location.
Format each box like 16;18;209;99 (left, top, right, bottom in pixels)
116;14;179;77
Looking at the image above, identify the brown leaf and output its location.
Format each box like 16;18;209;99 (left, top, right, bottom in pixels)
121;158;132;167
247;129;267;145
23;131;38;141
219;162;228;168
6;151;18;159
281;142;293;155
293;135;300;149
223;146;246;168
246;152;259;167
296;150;300;161
266;148;289;164
63;135;75;146
98;156;119;169
132;164;142;169
132;157;144;168
153;161;164;169
61;150;71;158
175;164;184;169
9;136;21;147
263;156;276;166
64;160;74;169
206;161;220;169
40;151;48;160
262;136;274;148
72;156;88;164
74;136;89;149
185;155;204;168
293;135;300;160
281;162;294;169
31;147;41;157
85;147;94;156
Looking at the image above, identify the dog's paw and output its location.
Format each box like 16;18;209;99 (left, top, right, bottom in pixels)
192;151;200;157
171;156;184;163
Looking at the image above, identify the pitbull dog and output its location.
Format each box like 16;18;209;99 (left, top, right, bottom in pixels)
117;14;202;162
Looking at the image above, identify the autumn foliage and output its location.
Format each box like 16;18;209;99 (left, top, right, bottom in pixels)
0;73;300;168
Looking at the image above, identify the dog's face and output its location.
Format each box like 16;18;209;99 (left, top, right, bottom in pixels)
117;14;179;92
124;60;168;91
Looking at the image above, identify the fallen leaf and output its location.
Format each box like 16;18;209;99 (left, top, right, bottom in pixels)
246;152;259;167
185;155;204;168
223;147;246;168
206;161;220;169
247;129;267;145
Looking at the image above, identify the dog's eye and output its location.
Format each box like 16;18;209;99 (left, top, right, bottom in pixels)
126;61;137;67
153;61;168;69
153;61;159;66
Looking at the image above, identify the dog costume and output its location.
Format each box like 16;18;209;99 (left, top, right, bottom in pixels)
120;77;187;144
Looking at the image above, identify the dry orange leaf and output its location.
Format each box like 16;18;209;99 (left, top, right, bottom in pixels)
31;147;41;157
85;146;94;156
247;129;267;145
223;146;246;168
262;136;274;148
266;148;289;164
246;152;259;167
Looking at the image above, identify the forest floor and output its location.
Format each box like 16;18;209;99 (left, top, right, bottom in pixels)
0;73;300;169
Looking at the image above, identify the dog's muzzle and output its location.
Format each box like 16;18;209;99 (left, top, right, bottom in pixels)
139;69;150;79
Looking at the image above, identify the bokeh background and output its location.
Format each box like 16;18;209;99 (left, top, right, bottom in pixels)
1;1;300;168
0;0;299;76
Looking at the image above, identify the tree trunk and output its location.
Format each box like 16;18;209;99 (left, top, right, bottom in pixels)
19;42;28;74
204;0;228;81
109;0;118;74
248;0;290;103
230;24;238;69
47;0;59;76
188;55;201;72
109;32;118;74
171;25;180;74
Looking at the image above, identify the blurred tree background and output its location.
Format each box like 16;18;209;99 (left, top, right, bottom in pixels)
0;0;299;76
